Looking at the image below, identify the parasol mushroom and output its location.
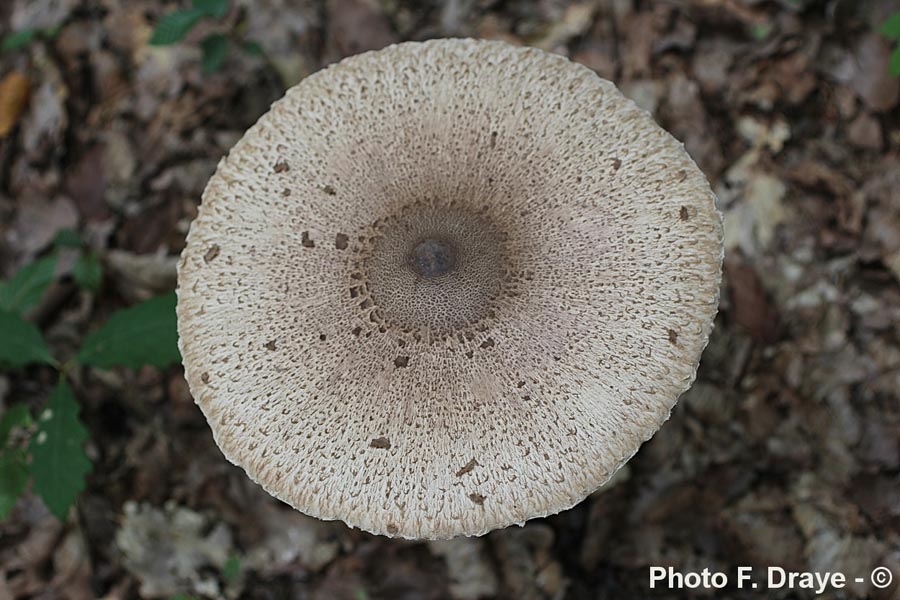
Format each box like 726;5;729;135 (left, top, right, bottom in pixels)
177;39;723;539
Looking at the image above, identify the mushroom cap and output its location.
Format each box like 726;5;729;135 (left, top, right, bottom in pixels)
177;39;723;539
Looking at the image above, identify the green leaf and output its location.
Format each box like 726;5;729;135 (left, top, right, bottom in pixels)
201;34;229;73
73;252;103;292
223;552;241;582
242;40;263;56
881;12;900;39
0;450;29;519
29;381;91;520
193;0;230;18
0;255;57;315
76;292;180;369
891;46;900;76
149;9;204;45
53;228;83;249
0;310;54;368
0;405;32;448
1;28;38;52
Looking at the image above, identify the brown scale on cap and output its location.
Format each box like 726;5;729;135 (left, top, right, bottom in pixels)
176;39;723;540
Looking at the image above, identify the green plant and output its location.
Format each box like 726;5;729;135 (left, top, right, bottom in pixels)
1;24;63;52
0;236;180;520
54;229;104;292
150;0;265;73
222;552;242;583
882;12;900;76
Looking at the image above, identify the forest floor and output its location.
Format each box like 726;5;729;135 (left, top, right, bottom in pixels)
1;0;900;599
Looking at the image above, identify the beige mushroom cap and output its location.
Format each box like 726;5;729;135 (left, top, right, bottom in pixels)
177;38;723;539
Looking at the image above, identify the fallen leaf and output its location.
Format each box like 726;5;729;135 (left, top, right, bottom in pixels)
65;145;110;223
326;0;396;59
745;172;788;249
244;501;342;575
0;72;30;138
20;74;68;161
11;0;78;31
105;250;177;300
3;501;64;596
49;529;93;599
726;257;780;343
661;73;723;175
428;538;498;599
4;195;78;260
691;36;737;93
116;501;232;598
846;112;882;150
720;488;805;570
493;525;565;600
848;33;899;112
621;11;655;79
533;2;600;52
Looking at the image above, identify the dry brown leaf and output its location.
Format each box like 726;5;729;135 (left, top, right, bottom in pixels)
849;33;900;113
5;195;78;258
726;257;780;343
0;71;31;138
326;0;397;60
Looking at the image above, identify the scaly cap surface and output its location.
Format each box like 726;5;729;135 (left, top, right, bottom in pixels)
177;39;724;539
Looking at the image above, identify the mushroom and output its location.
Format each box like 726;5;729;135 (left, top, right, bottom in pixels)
177;39;723;539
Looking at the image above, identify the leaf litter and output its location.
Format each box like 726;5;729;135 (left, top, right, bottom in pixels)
1;0;899;599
